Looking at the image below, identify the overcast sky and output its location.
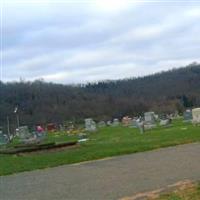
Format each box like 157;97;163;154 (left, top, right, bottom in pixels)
1;0;200;84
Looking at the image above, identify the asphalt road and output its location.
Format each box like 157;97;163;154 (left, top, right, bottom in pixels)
0;143;200;200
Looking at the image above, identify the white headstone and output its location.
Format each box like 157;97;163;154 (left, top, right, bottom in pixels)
18;126;33;139
160;119;170;126
85;118;96;131
112;118;119;126
98;121;106;127
107;120;112;126
144;112;156;123
192;108;200;125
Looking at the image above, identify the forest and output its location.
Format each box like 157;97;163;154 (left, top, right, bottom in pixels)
1;63;200;131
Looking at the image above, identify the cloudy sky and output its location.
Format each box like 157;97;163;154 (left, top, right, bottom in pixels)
1;0;200;84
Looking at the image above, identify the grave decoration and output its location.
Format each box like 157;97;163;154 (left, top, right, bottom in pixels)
66;121;74;131
192;108;200;125
85;118;97;132
35;125;47;140
47;123;57;132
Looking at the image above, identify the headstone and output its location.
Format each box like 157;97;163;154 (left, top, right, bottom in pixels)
192;108;200;125
0;132;8;145
98;121;106;128
144;112;156;123
112;118;119;126
183;110;193;122
18;126;43;144
144;112;157;130
85;118;96;131
107;120;112;126
122;116;132;126
18;126;33;139
144;123;156;130
160;119;171;126
130;118;139;128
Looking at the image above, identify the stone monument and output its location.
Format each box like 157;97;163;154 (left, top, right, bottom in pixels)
183;110;193;122
85;118;97;131
192;108;200;125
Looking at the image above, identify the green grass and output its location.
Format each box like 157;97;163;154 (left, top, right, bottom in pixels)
0;120;200;176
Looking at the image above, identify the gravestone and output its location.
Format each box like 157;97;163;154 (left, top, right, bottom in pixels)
144;112;157;130
18;126;42;144
122;116;132;126
183;110;193;122
98;121;106;128
192;108;200;125
107;120;112;126
112;118;119;126
160;119;171;126
0;132;8;145
18;126;33;139
144;123;156;130
85;118;96;131
144;112;156;123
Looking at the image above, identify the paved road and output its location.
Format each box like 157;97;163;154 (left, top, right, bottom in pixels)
0;143;200;200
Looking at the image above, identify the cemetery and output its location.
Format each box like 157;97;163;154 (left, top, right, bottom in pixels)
0;111;200;175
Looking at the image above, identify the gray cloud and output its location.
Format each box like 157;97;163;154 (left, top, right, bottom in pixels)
2;1;200;83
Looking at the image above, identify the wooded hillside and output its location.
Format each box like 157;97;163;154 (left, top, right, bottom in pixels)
1;63;200;130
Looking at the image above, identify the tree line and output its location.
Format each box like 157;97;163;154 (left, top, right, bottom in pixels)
0;63;200;133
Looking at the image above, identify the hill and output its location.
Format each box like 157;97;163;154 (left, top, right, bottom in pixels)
0;63;200;131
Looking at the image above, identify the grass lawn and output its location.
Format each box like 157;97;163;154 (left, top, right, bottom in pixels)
0;120;200;176
155;182;200;200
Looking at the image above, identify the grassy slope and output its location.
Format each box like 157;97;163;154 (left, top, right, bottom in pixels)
0;120;200;176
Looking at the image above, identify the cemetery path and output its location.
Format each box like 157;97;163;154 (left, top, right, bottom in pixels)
0;143;200;200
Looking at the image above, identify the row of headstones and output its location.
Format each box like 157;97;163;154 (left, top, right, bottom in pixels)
183;108;200;125
84;112;172;133
84;118;120;132
0;126;47;145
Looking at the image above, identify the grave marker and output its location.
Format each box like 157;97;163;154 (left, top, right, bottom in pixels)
192;108;200;125
85;118;97;131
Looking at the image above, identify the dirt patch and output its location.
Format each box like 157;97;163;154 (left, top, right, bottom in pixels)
119;180;196;200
